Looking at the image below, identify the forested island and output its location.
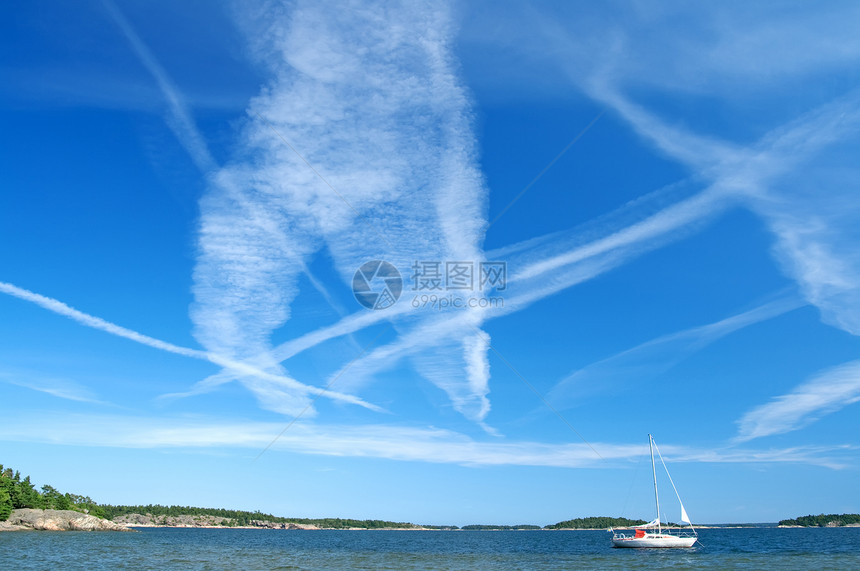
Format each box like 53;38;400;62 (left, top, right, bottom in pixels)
1;464;104;520
460;524;542;530
545;517;647;529
778;514;860;527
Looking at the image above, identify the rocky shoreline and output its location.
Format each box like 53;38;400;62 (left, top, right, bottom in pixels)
0;509;133;532
0;510;423;531
113;513;321;529
111;513;439;530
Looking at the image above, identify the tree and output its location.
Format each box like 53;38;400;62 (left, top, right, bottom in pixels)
13;476;44;509
42;485;72;511
0;466;13;521
0;489;12;521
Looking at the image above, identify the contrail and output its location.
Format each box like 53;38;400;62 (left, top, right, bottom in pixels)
0;281;380;410
101;0;216;172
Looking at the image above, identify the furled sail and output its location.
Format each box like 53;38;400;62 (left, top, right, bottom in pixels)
641;517;661;528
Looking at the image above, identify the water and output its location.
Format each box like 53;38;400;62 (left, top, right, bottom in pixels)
2;527;859;570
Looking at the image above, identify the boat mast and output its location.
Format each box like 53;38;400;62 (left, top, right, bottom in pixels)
649;434;661;533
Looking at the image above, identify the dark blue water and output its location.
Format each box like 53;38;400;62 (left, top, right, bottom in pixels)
2;527;859;570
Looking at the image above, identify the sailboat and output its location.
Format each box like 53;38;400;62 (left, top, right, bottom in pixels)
610;434;698;548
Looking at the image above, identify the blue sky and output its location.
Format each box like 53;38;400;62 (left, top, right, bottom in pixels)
2;0;860;526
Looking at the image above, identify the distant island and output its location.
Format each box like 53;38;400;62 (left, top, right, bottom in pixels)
545;517;647;530
460;524;542;530
778;514;860;527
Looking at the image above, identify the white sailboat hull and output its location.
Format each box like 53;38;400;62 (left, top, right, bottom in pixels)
612;533;697;548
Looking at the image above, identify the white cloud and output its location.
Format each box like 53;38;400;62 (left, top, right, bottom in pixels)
106;0;843;428
104;0;318;414
0;280;205;359
288;2;860;430
548;296;805;408
550;10;860;440
0;280;378;411
258;172;760;420
99;0;405;416
462;1;860;356
461;2;860;99
102;0;216;172
0;370;109;406
736;359;860;442
186;0;493;418
0;412;851;469
263;75;860;406
563;6;860;342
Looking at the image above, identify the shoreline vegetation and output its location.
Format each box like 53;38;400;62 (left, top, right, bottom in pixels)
3;463;860;531
778;514;860;528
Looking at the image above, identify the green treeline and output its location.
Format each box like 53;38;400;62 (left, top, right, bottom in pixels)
778;514;860;527
460;524;542;530
545;516;648;529
100;504;417;529
0;464;105;521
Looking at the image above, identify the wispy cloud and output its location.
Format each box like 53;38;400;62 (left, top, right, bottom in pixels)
261;177;760;423
265;74;859;391
492;1;860;348
549;6;860;452
482;3;860;100
576;32;860;439
667;444;856;471
0;370;109;405
548;295;805;408
580;22;860;341
185;0;493;418
0;280;378;411
265;178;731;418
736;359;860;442
101;0;216;172
284;2;860;430
99;0;390;416
0;412;851;469
98;0;782;428
740;98;860;335
0;280;205;359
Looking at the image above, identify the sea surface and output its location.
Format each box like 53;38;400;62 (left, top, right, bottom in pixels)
2;527;859;570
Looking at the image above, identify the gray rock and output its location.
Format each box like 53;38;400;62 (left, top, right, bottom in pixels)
5;509;133;531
